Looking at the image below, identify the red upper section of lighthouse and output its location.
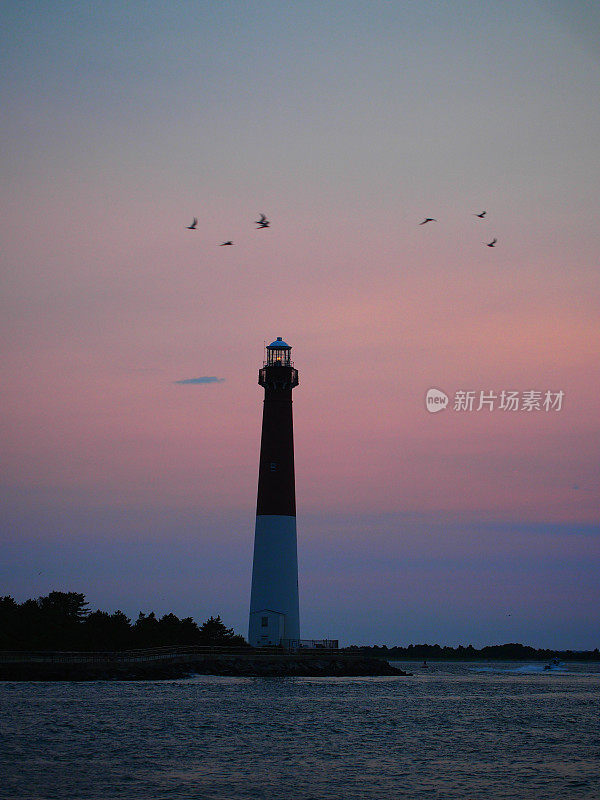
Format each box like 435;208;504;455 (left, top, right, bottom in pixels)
256;337;298;516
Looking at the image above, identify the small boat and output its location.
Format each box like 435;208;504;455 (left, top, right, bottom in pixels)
543;657;562;671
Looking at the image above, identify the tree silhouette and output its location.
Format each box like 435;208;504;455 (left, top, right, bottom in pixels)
0;592;251;650
0;596;20;649
199;615;246;646
38;591;89;622
82;610;132;650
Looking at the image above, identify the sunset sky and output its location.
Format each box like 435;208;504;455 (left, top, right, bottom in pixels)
2;1;599;648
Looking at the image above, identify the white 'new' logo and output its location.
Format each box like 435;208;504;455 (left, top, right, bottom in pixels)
426;388;448;413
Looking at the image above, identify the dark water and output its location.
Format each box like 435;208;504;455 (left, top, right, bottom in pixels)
2;661;599;799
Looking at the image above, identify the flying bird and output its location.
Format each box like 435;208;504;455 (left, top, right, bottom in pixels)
419;218;436;225
474;211;487;218
485;238;497;247
220;240;233;246
255;213;270;228
186;217;198;230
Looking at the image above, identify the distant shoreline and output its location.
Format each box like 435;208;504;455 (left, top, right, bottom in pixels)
346;645;600;662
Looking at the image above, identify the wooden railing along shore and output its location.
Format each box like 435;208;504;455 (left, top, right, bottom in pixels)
0;644;342;665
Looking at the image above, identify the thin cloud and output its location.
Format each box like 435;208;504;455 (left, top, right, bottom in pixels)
174;376;225;385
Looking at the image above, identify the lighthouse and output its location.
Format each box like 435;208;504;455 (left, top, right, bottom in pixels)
248;337;300;647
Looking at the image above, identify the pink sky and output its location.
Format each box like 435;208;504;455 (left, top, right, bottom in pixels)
1;2;599;646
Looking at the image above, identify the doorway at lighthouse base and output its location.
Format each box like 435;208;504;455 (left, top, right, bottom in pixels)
249;610;286;647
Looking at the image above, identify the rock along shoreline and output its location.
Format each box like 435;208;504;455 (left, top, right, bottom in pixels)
0;656;410;681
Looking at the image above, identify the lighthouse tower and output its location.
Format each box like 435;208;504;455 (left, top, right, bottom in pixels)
248;337;300;647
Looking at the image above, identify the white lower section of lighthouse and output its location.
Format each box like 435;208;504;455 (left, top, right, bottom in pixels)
248;515;300;647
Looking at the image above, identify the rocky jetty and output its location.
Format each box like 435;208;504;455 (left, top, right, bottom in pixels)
0;655;409;681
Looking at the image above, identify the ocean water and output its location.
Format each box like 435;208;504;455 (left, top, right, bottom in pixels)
1;661;599;799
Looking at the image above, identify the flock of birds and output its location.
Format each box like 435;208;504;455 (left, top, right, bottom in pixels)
185;213;270;246
185;210;497;248
420;211;497;247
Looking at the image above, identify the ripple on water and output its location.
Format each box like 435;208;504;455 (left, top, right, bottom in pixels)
1;662;599;800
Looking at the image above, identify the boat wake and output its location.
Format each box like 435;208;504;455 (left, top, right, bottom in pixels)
471;662;567;674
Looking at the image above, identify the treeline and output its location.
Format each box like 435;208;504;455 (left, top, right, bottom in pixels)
0;592;249;651
344;643;600;661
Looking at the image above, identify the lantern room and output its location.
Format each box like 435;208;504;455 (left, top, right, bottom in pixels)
259;337;298;390
265;337;292;367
